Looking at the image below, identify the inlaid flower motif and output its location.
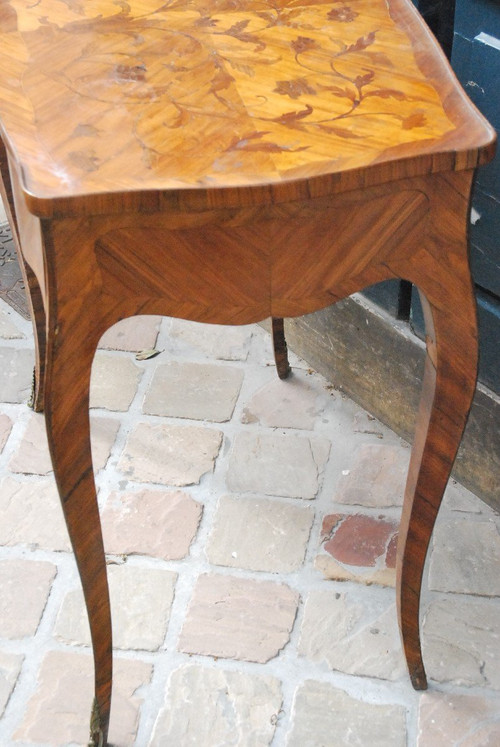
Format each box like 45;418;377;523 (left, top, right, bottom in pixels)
327;6;358;23
291;36;319;54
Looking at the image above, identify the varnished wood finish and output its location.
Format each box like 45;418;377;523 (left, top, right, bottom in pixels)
0;0;495;744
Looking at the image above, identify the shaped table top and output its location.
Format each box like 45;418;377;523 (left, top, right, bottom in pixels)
0;0;495;214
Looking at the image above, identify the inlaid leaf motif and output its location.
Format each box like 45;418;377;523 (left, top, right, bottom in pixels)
226;130;269;148
278;8;304;24
209;66;234;96
114;63;146;82
68;150;100;172
345;31;376;54
327;6;358;23
317;124;362;138
401;111;427;129
226;58;255;77
274;78;316;99
272;104;314;128
320;84;357;101
194;16;218;28
353;70;375;89
225;19;266;50
226;20;250;35
225;130;309;153
257;8;308;28
365;88;407;101
365;50;395;68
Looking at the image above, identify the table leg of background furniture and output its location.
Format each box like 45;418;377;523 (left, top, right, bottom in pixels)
271;317;291;380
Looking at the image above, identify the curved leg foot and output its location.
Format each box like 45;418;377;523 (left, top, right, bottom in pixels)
272;317;291;379
396;280;478;690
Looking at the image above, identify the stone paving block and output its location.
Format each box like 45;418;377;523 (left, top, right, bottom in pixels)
0;559;56;638
0;476;71;551
0;651;23;718
0;412;12;452
119;423;222;486
227;431;330;499
352;410;385;438
287;680;407;747
9;413;119;475
144;362;243;422
0;347;33;403
91;416;121;470
8;414;51;475
429;519;500;596
417;691;500;746
55;564;177;651
241;372;327;429
336;443;409;507
169;319;252;360
102;488;202;560
99;315;161;352
0;307;24;339
151;664;282;746
321;513;398;567
315;554;397;587
179;573;299;663
441;479;484;513
316;512;398;585
207;495;314;572
90;352;142;411
424;597;500;689
298;590;406;680
14;651;152;746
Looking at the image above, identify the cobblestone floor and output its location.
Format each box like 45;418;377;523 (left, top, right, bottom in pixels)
0;297;499;746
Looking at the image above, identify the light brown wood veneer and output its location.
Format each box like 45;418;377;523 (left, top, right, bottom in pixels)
0;0;496;744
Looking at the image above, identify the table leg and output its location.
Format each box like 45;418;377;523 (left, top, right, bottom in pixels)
395;182;478;688
272;317;291;379
44;327;112;745
42;221;113;746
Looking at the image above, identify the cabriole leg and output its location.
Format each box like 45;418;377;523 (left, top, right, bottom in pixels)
396;181;478;688
45;325;112;745
43;220;113;746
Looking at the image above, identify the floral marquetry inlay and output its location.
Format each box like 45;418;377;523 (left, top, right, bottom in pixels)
0;0;489;200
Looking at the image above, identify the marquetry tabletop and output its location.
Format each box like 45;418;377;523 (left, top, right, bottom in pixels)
0;0;495;213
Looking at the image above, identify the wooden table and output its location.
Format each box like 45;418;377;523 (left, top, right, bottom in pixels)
0;0;495;744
